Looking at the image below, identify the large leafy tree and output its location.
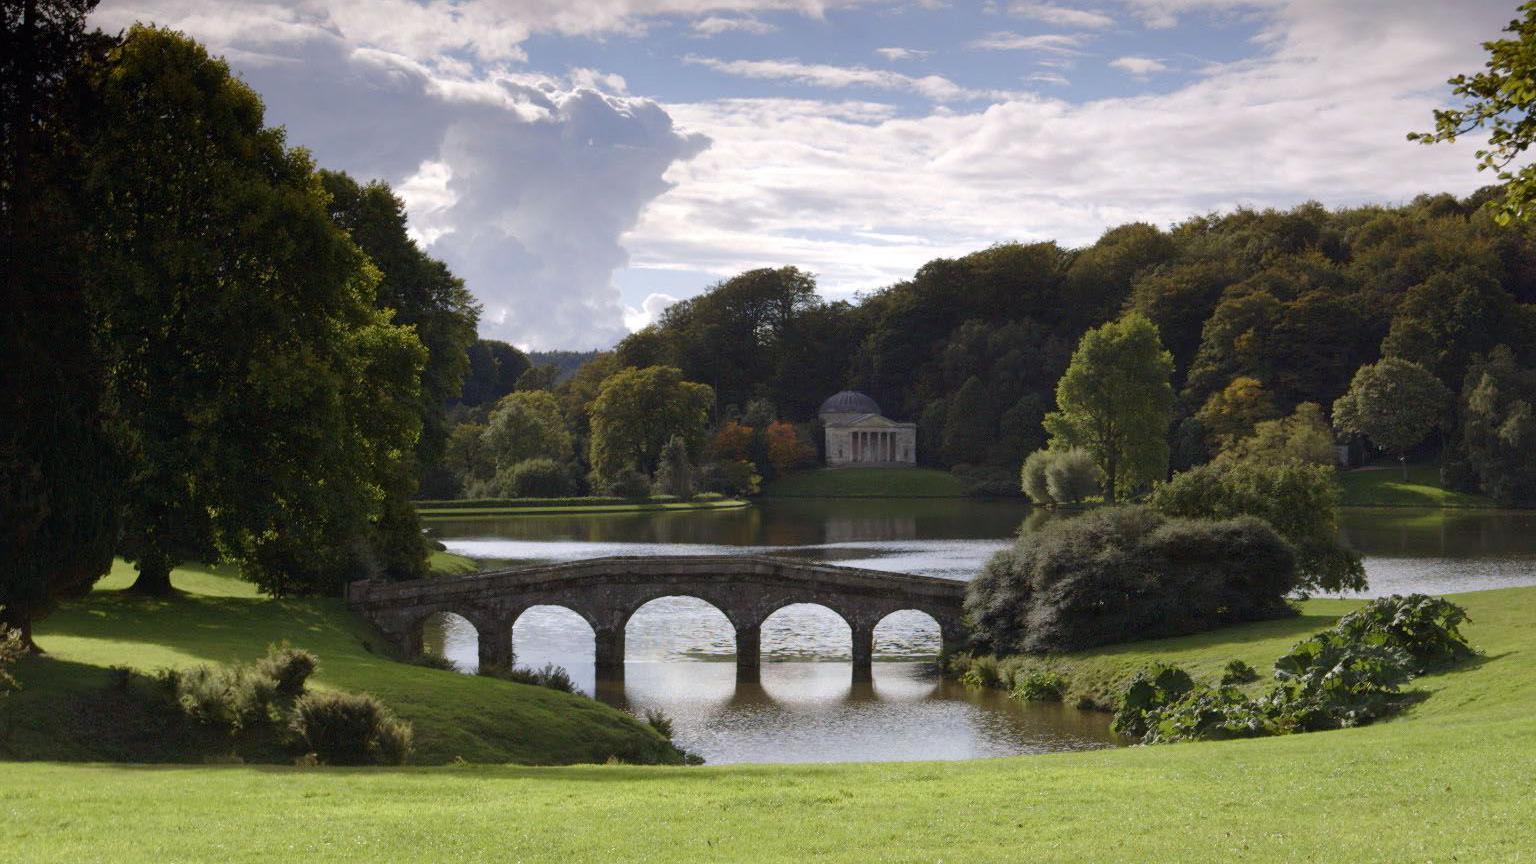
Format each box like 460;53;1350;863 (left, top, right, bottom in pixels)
483;390;572;470
1333;358;1453;479
1411;2;1536;223
86;26;427;595
1044;313;1175;502
0;0;120;647
588;366;713;480
320;170;478;469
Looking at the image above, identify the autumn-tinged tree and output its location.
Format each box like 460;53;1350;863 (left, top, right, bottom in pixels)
588;366;713;480
763;421;816;474
1195;376;1281;452
1044;314;1175;502
708;420;755;462
1333;358;1453;479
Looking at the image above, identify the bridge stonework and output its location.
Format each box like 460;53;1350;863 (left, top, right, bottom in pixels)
346;555;968;682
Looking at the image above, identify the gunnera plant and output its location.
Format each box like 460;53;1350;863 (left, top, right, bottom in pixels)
1012;669;1070;702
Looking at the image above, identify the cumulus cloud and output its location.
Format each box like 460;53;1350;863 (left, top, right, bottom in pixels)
629;0;1507;298
95;0;709;349
1109;55;1169;76
1009;2;1116;28
685;55;1021;101
624;292;682;330
968;32;1088;54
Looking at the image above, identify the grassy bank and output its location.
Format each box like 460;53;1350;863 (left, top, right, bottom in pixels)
418;497;749;519
764;467;968;498
0;561;679;766
1338;463;1495;508
5;584;1535;860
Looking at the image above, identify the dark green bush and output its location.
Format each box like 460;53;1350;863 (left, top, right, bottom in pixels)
256;645;318;697
643;707;675;740
1220;659;1260;686
696;459;759;496
161;664;276;733
1143;685;1275;744
501;457;577;498
292;691;414;765
600;469;653;499
1267;632;1412;731
966;506;1297;654
1331;594;1475;669
481;662;577;694
957;654;1005;690
1012;669;1069;702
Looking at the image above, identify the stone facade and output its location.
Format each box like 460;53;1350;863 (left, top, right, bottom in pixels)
347;555;965;682
818;391;917;467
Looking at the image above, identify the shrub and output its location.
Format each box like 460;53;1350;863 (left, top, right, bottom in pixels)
965;506;1296;655
292;691;414;765
1149;460;1366;594
598;468;652;499
1220;659;1260;686
1020;450;1054;504
1013;669;1069;702
1143;684;1275;744
1111;663;1195;738
1331;594;1475;669
957;654;1005;690
643;707;675;740
481;662;578;694
1267;632;1412;732
1043;449;1102;504
256;645;318;698
0;618;21;698
163;664;275;733
408;653;459;672
503;457;576;498
696;459;760;496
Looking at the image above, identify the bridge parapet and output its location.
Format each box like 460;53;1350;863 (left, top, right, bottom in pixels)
348;555;969;682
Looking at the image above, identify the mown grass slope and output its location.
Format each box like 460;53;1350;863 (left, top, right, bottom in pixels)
764;467;968;498
0;561;678;766
4;585;1534;861
1338;463;1495;508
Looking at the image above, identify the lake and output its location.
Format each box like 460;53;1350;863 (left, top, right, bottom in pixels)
422;499;1536;764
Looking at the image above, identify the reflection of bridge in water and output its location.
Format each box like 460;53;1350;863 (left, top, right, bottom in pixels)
347;555;967;682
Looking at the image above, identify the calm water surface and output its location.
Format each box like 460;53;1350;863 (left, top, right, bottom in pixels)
423;499;1536;764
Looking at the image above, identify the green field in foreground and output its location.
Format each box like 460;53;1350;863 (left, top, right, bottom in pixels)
764;467;968;498
4;574;1536;860
0;561;677;767
1338;462;1496;508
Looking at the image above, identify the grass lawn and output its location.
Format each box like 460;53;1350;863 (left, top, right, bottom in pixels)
1338;462;1495;508
427;549;480;575
764;467;968;498
418;499;749;519
0;561;678;767
5;578;1536;860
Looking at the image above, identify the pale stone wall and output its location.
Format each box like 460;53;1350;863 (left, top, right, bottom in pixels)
825;424;916;466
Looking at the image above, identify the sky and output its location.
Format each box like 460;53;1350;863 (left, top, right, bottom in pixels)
91;0;1516;350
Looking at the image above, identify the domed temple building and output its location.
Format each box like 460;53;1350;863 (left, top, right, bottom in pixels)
817;391;917;467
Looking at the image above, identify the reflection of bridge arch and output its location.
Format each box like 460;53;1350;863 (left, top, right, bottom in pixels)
350;555;968;682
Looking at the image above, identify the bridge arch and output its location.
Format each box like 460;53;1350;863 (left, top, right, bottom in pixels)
873;608;943;659
415;610;478;672
624;595;737;666
509;604;597;675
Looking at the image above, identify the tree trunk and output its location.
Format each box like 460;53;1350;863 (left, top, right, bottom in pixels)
1400;453;1409;482
2;608;42;654
127;558;175;596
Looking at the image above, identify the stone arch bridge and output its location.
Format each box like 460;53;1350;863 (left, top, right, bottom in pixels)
347;556;968;681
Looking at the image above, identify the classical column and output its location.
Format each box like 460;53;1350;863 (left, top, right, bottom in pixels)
736;621;761;683
851;619;876;682
594;625;625;681
478;617;514;671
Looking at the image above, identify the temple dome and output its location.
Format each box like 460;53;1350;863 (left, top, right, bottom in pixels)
818;390;881;417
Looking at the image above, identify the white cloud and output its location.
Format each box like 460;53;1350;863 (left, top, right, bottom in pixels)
1009;2;1116;28
686;56;1021;102
1028;71;1072;86
630;0;1509;299
693;15;778;35
875;47;931;61
624;292;682;330
1109;55;1169;76
1112;0;1282;29
968;31;1087;54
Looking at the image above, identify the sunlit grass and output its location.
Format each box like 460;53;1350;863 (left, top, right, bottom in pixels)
1338;462;1495;508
